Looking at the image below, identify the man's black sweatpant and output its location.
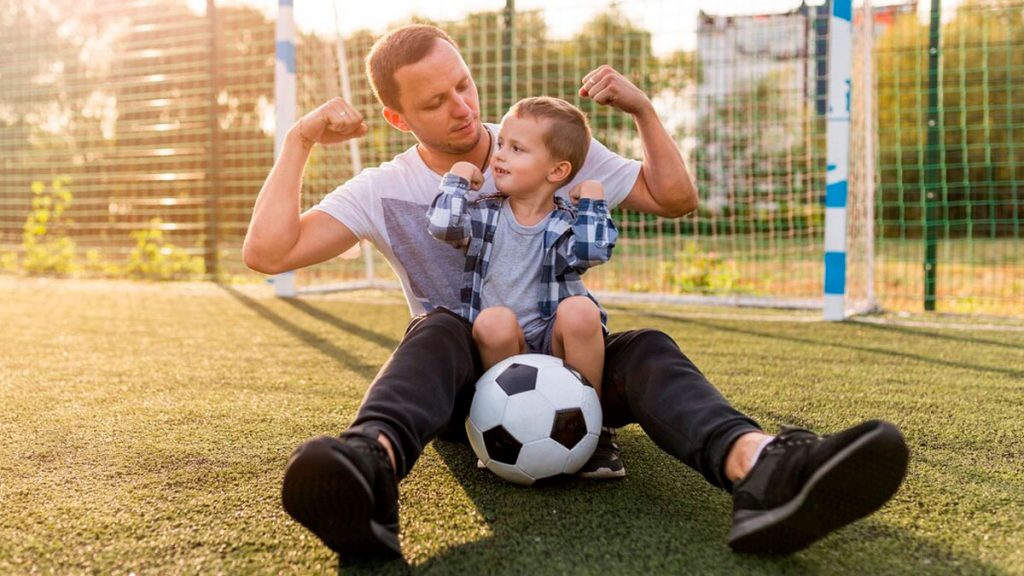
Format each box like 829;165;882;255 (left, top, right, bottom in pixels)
342;308;760;491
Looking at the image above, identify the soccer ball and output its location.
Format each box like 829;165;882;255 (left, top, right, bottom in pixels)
465;354;602;485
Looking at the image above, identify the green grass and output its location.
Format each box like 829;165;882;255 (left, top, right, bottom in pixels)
1;277;1022;575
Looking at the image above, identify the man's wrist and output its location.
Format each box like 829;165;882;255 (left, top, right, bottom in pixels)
631;99;658;122
288;120;316;151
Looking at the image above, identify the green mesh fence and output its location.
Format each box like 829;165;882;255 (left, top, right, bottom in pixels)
870;0;1023;315
1;0;1021;316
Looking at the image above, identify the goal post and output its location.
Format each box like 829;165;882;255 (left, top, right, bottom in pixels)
823;0;853;321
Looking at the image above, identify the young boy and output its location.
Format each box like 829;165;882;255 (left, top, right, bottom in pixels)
427;96;616;403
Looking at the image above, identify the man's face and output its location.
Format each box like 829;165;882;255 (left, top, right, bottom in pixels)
491;114;564;198
391;41;483;155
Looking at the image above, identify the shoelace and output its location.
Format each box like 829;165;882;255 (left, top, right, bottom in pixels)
765;427;819;452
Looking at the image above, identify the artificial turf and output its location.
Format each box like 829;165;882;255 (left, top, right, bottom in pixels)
1;277;1021;575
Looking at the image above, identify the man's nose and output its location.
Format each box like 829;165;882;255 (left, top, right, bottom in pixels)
451;94;472;118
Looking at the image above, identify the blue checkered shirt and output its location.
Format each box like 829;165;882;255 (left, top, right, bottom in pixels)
427;173;617;328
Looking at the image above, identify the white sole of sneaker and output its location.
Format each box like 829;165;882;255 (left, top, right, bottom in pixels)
577;467;627;480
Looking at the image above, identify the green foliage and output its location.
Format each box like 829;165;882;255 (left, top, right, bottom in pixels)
124;218;206;281
875;4;1024;239
659;241;741;294
82;248;122;277
0;252;17;273
11;181;205;280
21;177;77;276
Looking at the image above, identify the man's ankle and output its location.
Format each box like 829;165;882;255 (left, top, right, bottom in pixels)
725;431;773;484
376;433;397;472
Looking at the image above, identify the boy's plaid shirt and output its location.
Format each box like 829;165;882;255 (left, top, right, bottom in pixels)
427;173;617;327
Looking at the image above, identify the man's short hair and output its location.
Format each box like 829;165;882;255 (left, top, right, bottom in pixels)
366;25;458;111
507;97;591;183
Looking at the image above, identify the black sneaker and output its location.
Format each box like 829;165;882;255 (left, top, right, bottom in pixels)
728;419;909;554
577;427;626;479
281;434;401;558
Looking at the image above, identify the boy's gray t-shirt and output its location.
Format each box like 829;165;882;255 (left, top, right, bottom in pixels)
479;200;549;337
313;123;641;318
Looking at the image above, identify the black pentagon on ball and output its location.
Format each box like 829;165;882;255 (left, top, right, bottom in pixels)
495;363;539;396
550;408;588;449
482;425;523;464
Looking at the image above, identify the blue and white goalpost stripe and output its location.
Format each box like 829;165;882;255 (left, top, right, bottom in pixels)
273;0;297;297
824;0;853;321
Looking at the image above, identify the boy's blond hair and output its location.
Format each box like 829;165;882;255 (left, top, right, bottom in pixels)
507;97;591;183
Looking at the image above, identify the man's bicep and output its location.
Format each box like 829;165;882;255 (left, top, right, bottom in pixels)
279;210;361;271
616;170;666;216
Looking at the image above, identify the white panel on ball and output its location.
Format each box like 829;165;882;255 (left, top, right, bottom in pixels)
502;392;556;444
465;418;489;466
564;432;600;474
518;439;571;480
486;460;536;486
469;378;509;432
534;366;585;410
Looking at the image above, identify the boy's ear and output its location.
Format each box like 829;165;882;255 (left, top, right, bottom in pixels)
382;107;411;132
547;160;572;184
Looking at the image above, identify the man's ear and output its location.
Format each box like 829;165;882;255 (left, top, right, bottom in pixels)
382;107;411;132
547;160;572;184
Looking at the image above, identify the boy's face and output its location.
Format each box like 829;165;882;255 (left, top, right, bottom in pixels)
492;114;569;198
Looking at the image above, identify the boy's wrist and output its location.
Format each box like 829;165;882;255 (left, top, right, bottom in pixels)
442;173;468;185
573;180;605;201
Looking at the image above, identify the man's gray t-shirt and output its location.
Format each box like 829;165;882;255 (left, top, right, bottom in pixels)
479;200;549;338
312;123;641;318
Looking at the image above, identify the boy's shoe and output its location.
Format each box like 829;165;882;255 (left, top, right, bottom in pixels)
577;427;626;479
281;434;401;559
728;419;909;554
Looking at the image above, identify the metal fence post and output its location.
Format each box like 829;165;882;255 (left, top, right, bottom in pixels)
206;0;222;279
924;0;941;311
502;0;514;111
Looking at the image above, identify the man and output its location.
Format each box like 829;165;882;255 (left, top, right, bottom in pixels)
243;25;909;560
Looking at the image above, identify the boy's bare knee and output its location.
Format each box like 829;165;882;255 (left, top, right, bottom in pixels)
473;307;519;346
556;297;601;335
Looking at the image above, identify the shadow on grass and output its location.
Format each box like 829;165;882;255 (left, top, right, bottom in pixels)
281;298;401;351
338;556;412;575
338;436;995;575
218;284;381;380
647;313;1024;380
850;319;1024;352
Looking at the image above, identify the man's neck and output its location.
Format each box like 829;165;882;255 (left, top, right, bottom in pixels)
418;125;492;176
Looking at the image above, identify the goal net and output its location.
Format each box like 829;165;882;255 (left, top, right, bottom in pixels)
284;1;878;314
